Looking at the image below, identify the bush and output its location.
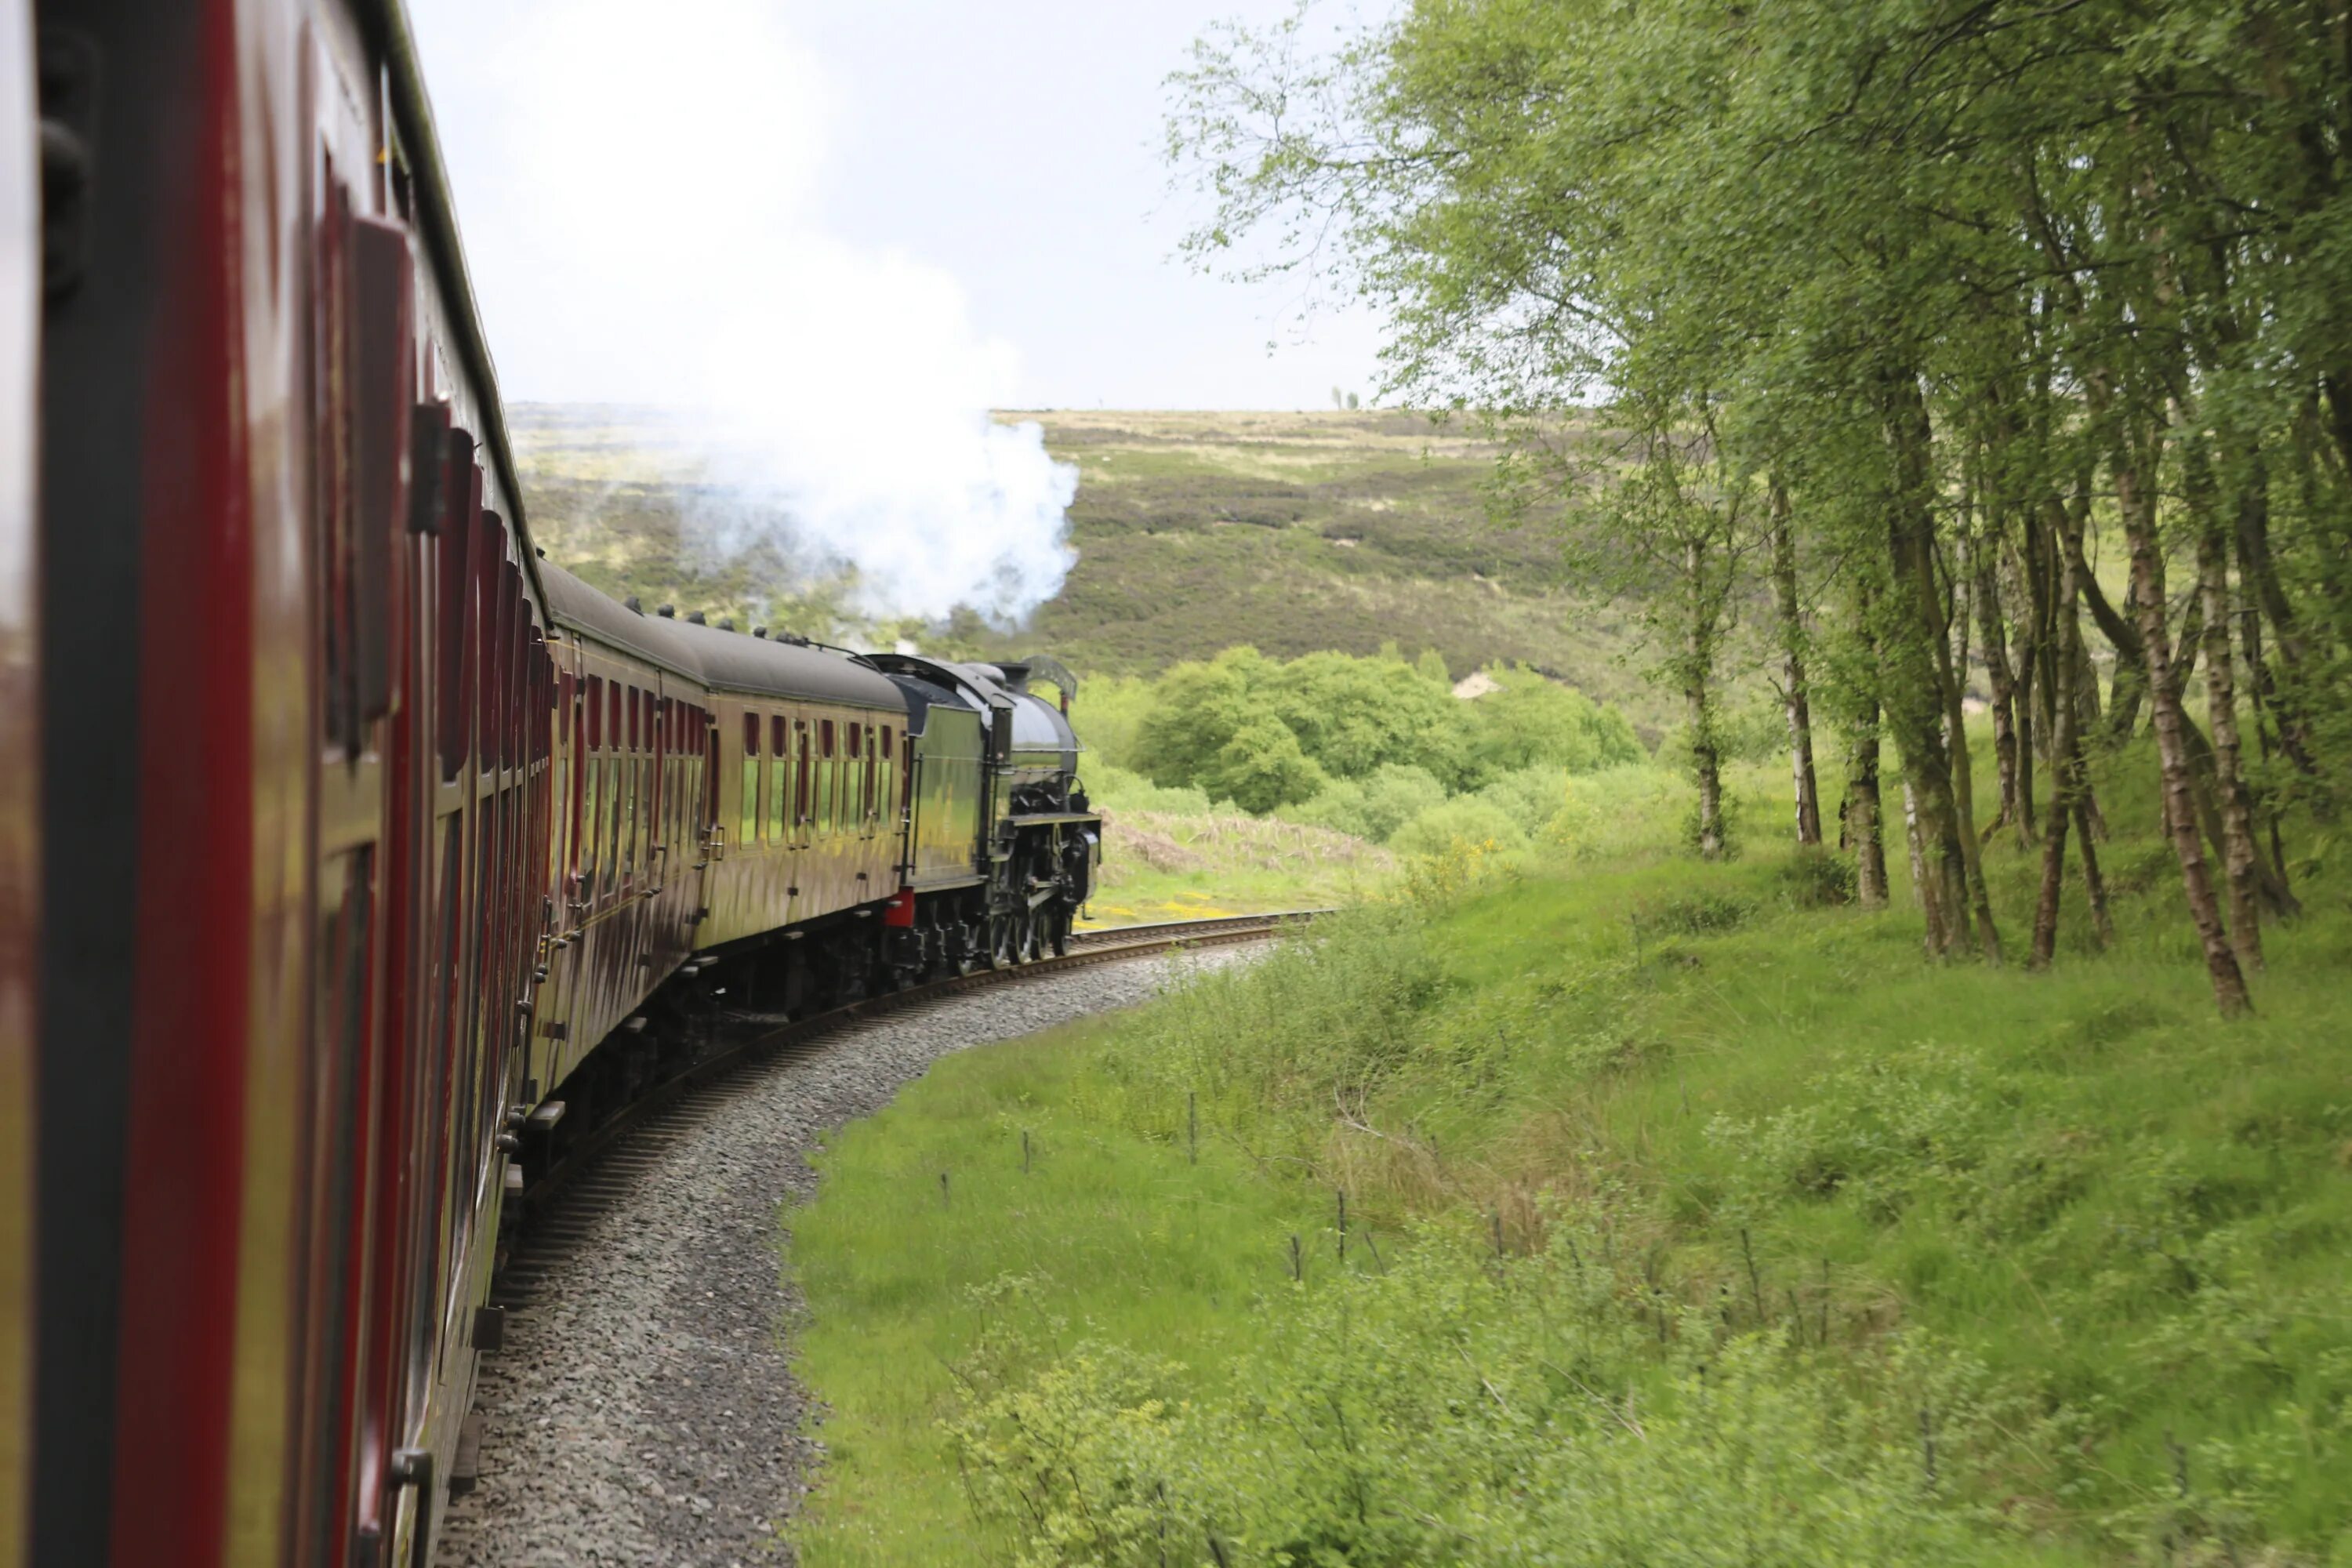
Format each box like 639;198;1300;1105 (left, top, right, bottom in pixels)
1640;890;1756;935
1285;763;1449;844
1121;649;1650;812
1091;902;1444;1147
1389;796;1528;858
1461;664;1647;785
1777;846;1859;908
1084;762;1214;815
1209;716;1329;812
949;1230;2012;1567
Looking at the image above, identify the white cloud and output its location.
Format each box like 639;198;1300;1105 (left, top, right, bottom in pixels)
409;0;1076;623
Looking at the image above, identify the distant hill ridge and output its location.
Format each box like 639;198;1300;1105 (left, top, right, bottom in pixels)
507;405;1664;729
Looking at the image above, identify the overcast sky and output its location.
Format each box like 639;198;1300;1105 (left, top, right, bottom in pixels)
407;0;1392;412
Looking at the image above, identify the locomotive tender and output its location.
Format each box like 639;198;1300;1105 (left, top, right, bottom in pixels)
0;4;1098;1567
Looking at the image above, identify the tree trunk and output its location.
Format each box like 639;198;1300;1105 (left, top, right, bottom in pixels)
2005;503;2051;848
1769;481;1823;845
1879;366;1979;958
1691;706;1725;861
2116;437;2251;1015
2194;473;2265;968
2235;569;2294;894
2031;526;2085;968
2032;497;2114;964
1973;514;2023;846
1684;539;1726;861
2230;443;2321;782
1901;780;1932;929
2075;797;2114;948
1846;697;1889;909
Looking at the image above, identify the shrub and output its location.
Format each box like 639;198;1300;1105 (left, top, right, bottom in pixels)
1084;762;1214;815
1091;903;1444;1146
949;1230;2013;1567
1208;716;1329;812
1461;663;1647;785
1390;797;1527;858
1777;846;1859;908
1640;890;1755;935
1287;763;1451;843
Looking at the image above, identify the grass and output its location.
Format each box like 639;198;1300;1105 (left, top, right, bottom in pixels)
1082;809;1391;927
782;993;1327;1563
785;743;2352;1565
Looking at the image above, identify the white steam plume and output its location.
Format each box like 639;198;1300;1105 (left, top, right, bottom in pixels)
408;0;1076;624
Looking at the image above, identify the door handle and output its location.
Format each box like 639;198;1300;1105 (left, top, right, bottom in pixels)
390;1447;434;1568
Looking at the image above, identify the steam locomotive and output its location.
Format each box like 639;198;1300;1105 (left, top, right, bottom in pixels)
0;5;1097;1567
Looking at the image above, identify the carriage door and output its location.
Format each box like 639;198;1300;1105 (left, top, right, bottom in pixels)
293;161;419;1568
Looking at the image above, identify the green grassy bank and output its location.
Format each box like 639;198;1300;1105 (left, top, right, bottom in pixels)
785;750;2352;1566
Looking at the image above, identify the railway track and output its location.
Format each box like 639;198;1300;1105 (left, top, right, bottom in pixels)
443;913;1312;1562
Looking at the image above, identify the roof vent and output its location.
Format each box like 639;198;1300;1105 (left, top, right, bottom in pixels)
623;595;642;614
781;631;811;648
686;612;706;625
752;626;768;639
534;546;546;559
718;618;737;631
656;604;675;618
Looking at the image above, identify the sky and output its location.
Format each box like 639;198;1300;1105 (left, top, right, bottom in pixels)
405;0;1392;412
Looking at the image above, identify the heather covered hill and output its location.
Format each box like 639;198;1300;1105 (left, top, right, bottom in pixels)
508;405;1671;731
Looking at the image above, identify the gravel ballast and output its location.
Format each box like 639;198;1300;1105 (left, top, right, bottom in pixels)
437;946;1258;1568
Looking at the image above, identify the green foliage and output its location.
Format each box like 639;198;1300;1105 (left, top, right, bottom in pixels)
1265;648;1471;786
1130;647;1272;793
1166;0;2352;993
1283;763;1449;844
1083;762;1216;816
1460;666;1647;783
1071;676;1157;772
1210;715;1330;814
1777;847;1859;909
1087;903;1446;1155
791;750;2352;1565
1639;889;1755;937
1130;647;1644;823
1387;794;1526;858
949;1232;2019;1568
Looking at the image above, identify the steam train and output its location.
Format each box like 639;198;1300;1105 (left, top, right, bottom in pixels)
0;4;1098;1567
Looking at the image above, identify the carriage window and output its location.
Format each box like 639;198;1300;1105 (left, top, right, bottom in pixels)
581;735;601;888
626;686;638;752
586;675;603;750
608;682;622;753
557;673;578;880
812;721;833;834
626;755;643;871
793;722;811;840
613;753;632;883
862;725;878;818
769;717;789;839
740;712;760;842
847;724;861;760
